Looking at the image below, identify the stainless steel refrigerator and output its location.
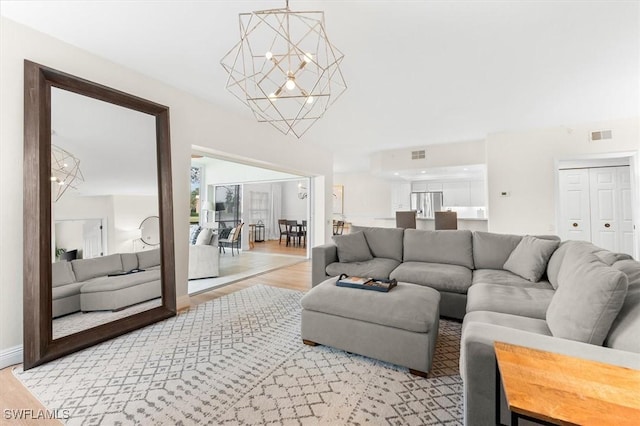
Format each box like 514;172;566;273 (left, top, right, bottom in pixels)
410;192;443;218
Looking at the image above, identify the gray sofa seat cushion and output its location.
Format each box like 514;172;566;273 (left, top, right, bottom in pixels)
472;269;553;289
52;281;85;300
390;262;472;294
503;236;560;282
137;248;161;269
466;283;555;320
120;253;139;272
472;231;522;270
605;281;640;353
325;258;400;280
81;270;161;293
350;226;404;262
52;261;76;287
403;229;474;269
463;311;552;336
71;254;124;282
547;249;629;345
332;232;373;263
301;280;440;333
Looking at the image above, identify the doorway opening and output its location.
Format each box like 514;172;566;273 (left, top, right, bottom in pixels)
188;153;312;295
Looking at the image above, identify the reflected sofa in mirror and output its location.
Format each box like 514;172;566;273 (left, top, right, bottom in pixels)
24;60;176;369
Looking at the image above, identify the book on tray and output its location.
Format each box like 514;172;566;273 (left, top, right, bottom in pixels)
336;274;398;292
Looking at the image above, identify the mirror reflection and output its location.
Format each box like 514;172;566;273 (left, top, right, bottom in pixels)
51;87;162;339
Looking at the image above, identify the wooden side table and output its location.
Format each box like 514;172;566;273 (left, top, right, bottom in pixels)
494;341;640;426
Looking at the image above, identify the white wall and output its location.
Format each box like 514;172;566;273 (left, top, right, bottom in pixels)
281;180;308;221
0;18;333;357
486;118;640;251
333;173;393;226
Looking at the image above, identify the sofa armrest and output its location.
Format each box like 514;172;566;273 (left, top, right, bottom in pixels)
460;321;640;426
312;244;338;286
188;244;220;280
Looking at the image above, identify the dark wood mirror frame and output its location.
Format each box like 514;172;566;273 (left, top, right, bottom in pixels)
23;60;176;370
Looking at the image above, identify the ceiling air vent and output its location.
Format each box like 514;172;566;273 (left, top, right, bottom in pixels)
411;150;426;160
590;130;613;141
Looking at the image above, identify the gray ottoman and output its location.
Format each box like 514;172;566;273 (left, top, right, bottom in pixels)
301;277;440;376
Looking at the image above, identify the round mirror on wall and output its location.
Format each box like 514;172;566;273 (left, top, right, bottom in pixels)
140;216;160;246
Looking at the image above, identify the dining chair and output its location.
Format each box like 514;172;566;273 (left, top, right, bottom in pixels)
219;223;244;255
278;219;288;244
286;220;300;247
332;220;345;235
395;211;417;229
300;220;307;248
435;211;458;230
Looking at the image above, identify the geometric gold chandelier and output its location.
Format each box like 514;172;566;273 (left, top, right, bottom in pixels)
221;0;346;138
50;144;84;202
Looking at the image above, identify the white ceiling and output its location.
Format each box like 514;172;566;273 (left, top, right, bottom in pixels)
3;1;639;174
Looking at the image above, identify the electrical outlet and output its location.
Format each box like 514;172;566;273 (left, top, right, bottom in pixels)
499;191;510;197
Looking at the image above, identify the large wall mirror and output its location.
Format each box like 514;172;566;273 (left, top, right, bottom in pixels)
23;61;176;369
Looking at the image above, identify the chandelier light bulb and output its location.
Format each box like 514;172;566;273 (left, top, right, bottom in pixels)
306;96;314;104
303;52;313;63
285;79;296;90
265;51;273;60
62;163;68;168
58;180;65;186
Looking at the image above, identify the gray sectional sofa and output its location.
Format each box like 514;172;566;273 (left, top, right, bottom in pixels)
52;248;162;317
312;227;640;425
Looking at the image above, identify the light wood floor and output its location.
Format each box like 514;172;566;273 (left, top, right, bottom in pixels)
0;260;312;426
249;238;307;256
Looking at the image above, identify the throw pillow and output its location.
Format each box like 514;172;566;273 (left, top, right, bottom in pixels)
503;235;560;282
332;231;373;263
195;228;213;245
546;250;629;345
190;225;202;245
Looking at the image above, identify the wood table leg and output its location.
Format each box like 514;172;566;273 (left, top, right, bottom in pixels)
409;369;429;378
302;339;318;346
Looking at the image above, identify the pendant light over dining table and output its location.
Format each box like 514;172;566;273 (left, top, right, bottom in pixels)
221;0;346;138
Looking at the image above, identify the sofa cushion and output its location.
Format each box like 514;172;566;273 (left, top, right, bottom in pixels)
121;253;139;272
350;226;404;262
612;259;640;286
462;311;552;336
325;258;400;280
403;229;474;269
71;254;124;282
546;250;629;345
547;241;601;289
52;261;76;287
503;236;560;282
472;232;522;270
466;283;555;320
595;251;633;266
81;270;161;293
195;228;213;245
301;280;440;333
472;269;553;289
332;232;373;263
137;248;161;269
189;225;202;244
605;281;640;353
52;281;85;300
390;262;472;294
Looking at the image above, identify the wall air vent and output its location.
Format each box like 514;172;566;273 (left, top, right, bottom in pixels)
590;130;613;141
411;150;426;160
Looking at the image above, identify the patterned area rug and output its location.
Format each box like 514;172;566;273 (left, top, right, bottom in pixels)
15;285;463;425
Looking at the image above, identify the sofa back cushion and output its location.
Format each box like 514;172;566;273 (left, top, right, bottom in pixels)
546;248;629;345
71;254;123;282
121;253;139;272
403;229;474;269
472;232;522;269
195;228;214;245
350;226;404;262
52;261;76;287
332;232;373;263
137;248;161;269
503;236;560;282
605;259;640;353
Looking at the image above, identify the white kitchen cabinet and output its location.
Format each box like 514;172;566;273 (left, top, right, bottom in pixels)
411;181;427;192
442;181;470;207
391;182;411;212
427;182;443;192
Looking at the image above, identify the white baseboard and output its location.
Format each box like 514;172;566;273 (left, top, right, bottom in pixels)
0;345;23;369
